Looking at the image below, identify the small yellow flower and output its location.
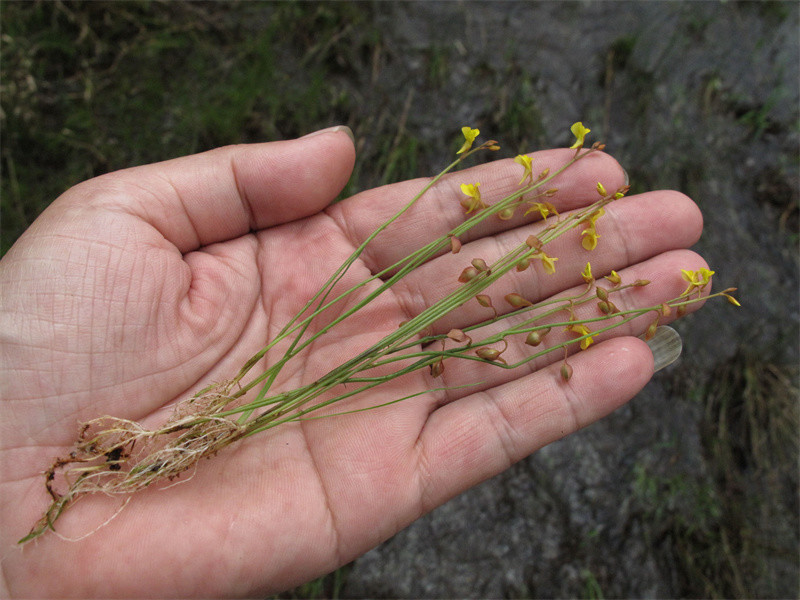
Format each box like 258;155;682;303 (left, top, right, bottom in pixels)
514;154;533;185
596;182;607;197
581;226;600;251
570;122;591;149
680;267;715;295
581;262;594;284
566;322;597;350
534;251;558;274
585;207;605;225
604;270;622;285
457;126;480;154
459;182;486;213
524;201;558;221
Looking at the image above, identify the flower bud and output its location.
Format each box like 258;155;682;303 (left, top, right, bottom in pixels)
449;236;462;254
660;303;671;317
723;293;741;307
537;168;550;181
544;188;558;197
595;286;608;301
458;266;480;283
516;258;531;272
597;300;610;314
633;279;650;287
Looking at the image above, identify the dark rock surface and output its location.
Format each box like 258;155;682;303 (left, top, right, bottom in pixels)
342;3;798;597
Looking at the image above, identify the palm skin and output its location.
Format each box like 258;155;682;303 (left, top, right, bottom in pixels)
0;129;706;597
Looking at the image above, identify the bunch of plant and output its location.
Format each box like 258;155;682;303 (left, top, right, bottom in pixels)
20;123;739;544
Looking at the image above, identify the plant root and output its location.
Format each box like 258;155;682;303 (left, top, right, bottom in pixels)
20;380;245;544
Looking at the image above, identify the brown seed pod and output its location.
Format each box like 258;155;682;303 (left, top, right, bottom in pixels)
644;319;659;341
458;266;480;283
476;348;501;361
525;331;543;346
447;329;470;344
505;293;532;308
476;294;493;308
430;360;445;378
525;235;543;250
471;258;489;272
560;362;573;381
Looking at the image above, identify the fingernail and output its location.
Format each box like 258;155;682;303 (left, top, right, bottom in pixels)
622;167;630;186
642;326;682;372
301;125;355;145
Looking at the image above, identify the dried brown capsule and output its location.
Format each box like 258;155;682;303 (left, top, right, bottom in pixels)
430;360;445;378
505;293;532;308
447;329;471;344
525;235;543;249
476;294;493;308
560;362;573;381
471;258;489;272
644;319;659;341
525;330;546;346
458;266;480;283
476;348;501;361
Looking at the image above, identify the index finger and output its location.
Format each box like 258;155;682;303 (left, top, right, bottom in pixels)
327;148;627;274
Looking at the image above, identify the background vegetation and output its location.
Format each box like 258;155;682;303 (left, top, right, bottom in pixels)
2;2;797;598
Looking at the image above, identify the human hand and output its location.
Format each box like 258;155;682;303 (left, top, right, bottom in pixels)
0;127;705;597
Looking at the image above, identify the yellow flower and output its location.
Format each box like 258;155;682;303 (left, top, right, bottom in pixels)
680;267;715;295
459;182;486;213
566;322;597;350
514;154;533;185
581;226;600;251
596;182;607;197
457;126;480;154
534;251;558;274
524;201;558;221
581;262;594;284
604;270;622;285
570;122;591;149
585;207;605;225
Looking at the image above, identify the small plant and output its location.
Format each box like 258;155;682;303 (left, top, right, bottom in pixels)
20;123;739;543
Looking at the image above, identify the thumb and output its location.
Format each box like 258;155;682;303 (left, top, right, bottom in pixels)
58;126;357;253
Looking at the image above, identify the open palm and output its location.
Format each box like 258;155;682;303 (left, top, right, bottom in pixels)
0;128;705;597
